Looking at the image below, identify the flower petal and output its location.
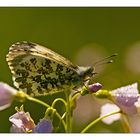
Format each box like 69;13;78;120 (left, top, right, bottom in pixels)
111;83;139;96
100;103;121;125
111;83;140;115
10;124;25;133
33;118;53;133
0;82;17;111
134;97;140;115
9;110;35;133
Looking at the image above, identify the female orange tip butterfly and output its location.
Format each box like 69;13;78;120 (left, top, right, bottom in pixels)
6;41;117;96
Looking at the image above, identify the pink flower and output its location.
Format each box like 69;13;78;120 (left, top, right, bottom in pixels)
100;83;140;124
111;83;140;115
9;108;35;133
0;82;17;111
9;106;53;133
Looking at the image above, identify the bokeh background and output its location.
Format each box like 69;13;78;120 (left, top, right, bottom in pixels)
0;7;140;132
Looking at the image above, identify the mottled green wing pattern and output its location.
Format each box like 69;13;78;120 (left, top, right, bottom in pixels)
6;41;83;96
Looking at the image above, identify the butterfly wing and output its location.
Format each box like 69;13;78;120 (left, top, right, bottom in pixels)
6;41;82;96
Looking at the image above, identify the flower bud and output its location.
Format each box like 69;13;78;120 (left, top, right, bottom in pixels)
89;82;102;93
33;118;53;133
81;82;102;96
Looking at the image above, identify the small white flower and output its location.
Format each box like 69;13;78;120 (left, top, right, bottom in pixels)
100;103;121;125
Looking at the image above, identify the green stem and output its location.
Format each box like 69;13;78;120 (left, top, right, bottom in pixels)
121;113;132;133
65;89;72;133
51;98;67;108
71;92;81;102
61;112;67;120
81;110;120;133
26;95;50;108
25;94;67;132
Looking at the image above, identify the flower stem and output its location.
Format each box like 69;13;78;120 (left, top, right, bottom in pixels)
121;113;132;133
71;92;81;102
26;95;50;108
51;98;67;108
25;94;67;131
81;110;120;133
65;89;72;133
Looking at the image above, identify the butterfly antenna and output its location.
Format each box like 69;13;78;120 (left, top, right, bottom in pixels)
93;53;118;67
95;59;114;66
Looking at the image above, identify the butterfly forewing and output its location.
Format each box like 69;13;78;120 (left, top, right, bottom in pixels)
6;42;83;96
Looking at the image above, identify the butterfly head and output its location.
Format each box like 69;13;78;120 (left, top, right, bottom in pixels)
77;66;94;81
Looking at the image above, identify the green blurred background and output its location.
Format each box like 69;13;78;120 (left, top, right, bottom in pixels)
1;7;140;133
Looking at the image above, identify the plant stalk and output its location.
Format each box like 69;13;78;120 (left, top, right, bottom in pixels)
65;89;72;133
121;113;132;133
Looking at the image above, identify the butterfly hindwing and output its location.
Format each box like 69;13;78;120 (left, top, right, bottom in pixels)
6;41;83;96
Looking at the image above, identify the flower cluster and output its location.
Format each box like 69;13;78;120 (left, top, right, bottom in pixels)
9;106;53;133
99;83;140;124
1;80;140;132
0;82;53;133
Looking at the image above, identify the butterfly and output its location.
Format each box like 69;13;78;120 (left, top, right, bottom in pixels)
6;41;94;96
